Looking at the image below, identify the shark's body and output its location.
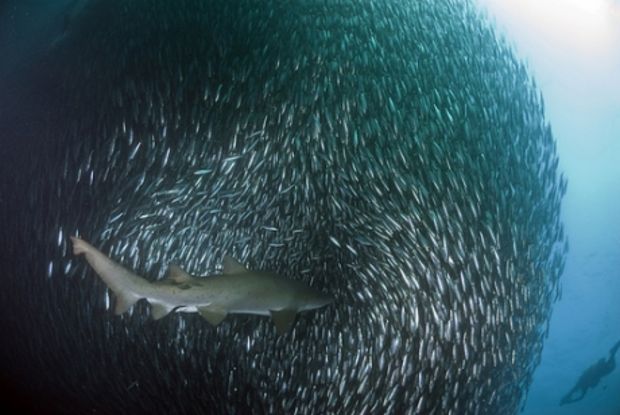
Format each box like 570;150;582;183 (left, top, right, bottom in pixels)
70;236;333;333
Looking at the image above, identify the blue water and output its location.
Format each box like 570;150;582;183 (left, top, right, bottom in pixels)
1;0;618;413
476;1;620;413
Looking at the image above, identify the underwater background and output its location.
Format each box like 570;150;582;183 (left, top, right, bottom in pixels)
478;1;620;414
0;0;617;414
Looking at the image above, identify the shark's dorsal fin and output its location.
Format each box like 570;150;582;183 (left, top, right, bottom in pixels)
166;264;192;283
223;256;247;274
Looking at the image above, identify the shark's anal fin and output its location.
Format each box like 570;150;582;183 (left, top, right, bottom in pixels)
198;306;228;326
270;309;297;334
150;303;173;320
223;256;247;274
166;264;192;283
114;292;139;315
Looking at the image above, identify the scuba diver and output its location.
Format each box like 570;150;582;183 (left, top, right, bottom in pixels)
560;340;620;405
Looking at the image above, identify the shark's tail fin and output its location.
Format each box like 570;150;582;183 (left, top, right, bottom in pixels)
70;236;92;255
71;235;142;315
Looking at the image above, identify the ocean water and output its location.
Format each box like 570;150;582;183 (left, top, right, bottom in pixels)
0;0;617;414
476;1;620;414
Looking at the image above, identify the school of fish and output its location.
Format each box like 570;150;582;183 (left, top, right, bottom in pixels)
0;0;567;414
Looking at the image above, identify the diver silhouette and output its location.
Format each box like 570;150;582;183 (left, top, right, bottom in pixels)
560;340;620;405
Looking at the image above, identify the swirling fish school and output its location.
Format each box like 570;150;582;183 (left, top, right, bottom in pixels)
0;0;566;414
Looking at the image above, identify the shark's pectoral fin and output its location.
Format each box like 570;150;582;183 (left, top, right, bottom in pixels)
114;292;139;315
270;309;297;334
198;306;228;326
150;303;174;320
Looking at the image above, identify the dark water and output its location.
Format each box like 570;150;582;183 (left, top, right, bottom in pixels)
0;1;566;414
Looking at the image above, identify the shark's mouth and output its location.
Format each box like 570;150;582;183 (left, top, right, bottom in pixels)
0;0;566;414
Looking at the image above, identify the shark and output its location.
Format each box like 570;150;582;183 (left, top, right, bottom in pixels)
70;236;333;334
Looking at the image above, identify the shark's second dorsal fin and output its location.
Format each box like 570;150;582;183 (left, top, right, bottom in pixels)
166;264;192;283
223;256;247;274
